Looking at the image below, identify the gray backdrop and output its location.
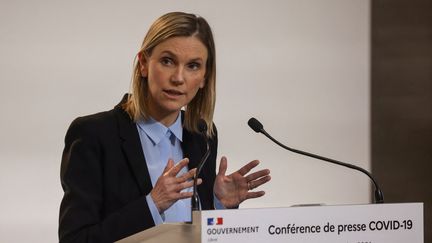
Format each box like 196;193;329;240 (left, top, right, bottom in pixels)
0;1;369;242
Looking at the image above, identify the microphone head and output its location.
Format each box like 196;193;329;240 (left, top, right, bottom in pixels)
248;117;264;133
198;119;208;134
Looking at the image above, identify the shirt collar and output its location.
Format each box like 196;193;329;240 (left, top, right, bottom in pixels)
137;113;183;145
169;113;183;142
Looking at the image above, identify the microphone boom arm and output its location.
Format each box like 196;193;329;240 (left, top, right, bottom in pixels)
192;141;210;211
249;117;384;204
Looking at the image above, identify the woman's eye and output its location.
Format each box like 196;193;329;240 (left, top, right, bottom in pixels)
161;57;173;66
187;62;201;70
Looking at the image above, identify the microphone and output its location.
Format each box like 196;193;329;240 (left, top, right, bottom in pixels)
192;119;211;211
247;117;384;204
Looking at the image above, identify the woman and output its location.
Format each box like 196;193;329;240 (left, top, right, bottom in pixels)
59;12;271;243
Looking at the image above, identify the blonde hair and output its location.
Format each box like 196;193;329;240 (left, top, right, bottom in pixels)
123;12;216;137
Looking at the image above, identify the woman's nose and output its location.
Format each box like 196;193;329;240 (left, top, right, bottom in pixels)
170;66;185;84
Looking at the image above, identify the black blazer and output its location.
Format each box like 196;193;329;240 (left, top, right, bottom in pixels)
59;96;218;243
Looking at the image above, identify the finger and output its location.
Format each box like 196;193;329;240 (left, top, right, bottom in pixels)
237;160;260;176
176;168;197;183
246;191;266;200
177;191;194;200
162;159;175;174
248;175;271;190
167;158;189;177
217;156;228;176
177;178;202;191
245;169;270;182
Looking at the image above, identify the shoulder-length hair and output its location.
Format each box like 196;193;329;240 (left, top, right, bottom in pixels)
123;12;216;137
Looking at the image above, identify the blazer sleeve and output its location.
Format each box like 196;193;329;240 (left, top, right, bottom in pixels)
59;117;155;243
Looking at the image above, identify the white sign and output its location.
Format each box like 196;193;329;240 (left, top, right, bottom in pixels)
200;203;423;243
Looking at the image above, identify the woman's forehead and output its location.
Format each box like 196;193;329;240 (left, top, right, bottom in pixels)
152;36;208;60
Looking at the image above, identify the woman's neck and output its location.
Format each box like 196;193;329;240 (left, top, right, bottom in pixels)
148;110;180;127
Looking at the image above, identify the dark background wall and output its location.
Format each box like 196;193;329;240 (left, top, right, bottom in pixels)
372;0;432;242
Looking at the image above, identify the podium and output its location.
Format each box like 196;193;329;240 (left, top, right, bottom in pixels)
116;203;423;243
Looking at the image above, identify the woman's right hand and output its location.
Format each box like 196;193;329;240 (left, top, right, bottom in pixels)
150;158;201;213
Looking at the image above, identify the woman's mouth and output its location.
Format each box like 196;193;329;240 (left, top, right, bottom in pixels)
163;89;184;97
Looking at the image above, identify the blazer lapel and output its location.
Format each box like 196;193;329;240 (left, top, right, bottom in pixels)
182;127;214;210
114;105;153;195
182;128;202;170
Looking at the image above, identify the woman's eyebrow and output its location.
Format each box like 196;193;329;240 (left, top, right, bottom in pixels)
189;57;204;62
159;50;204;62
160;50;175;57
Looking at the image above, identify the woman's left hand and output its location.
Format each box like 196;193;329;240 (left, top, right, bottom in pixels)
213;156;271;208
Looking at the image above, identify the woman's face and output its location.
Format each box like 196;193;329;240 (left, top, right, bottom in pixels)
140;36;208;123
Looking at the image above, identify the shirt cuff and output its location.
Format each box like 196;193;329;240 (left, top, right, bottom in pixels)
146;194;164;225
213;194;226;209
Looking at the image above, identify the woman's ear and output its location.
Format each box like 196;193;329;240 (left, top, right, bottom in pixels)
138;52;148;77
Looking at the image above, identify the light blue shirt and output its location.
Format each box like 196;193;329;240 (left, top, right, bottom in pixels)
136;114;192;224
136;113;225;225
